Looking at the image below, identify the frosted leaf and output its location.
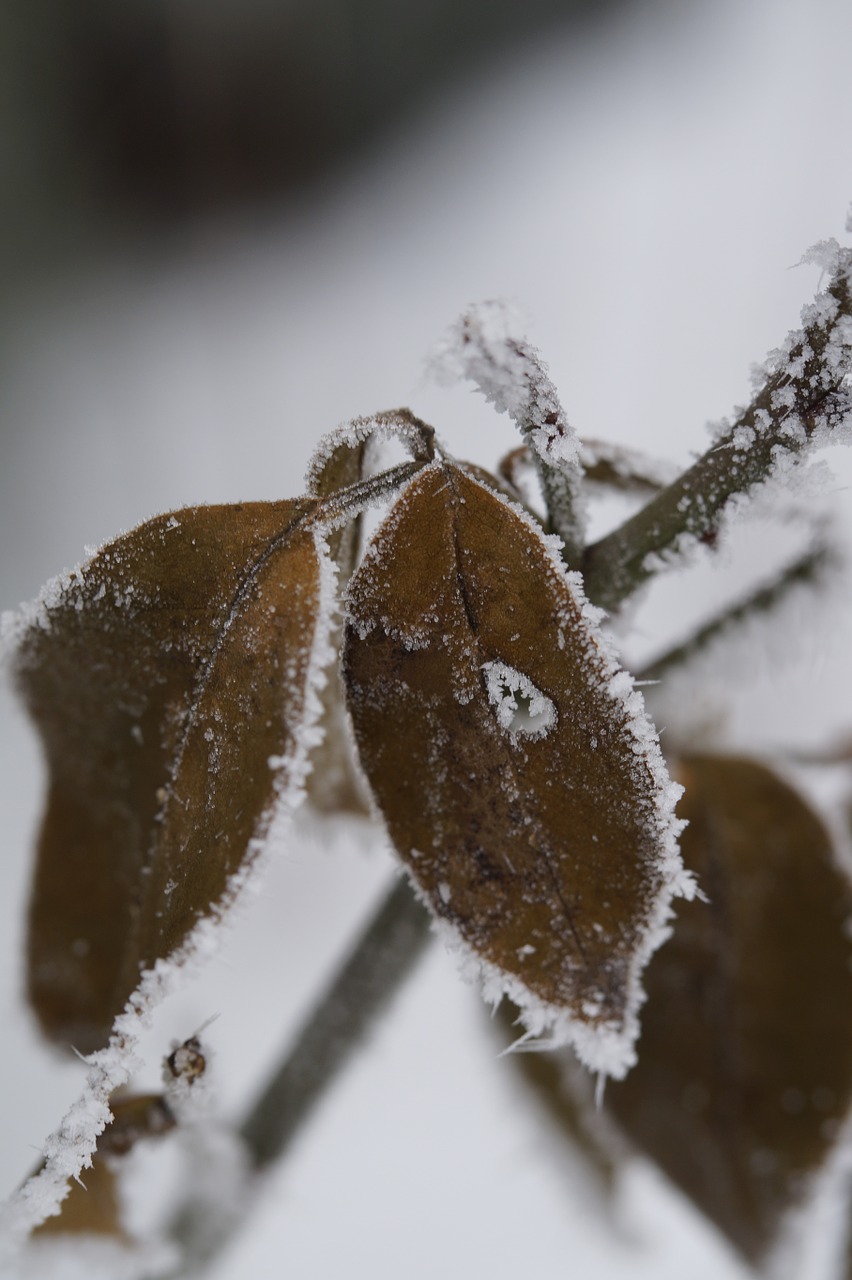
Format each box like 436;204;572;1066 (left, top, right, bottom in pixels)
3;503;336;1244
10;500;336;1054
305;407;435;502
343;460;690;1079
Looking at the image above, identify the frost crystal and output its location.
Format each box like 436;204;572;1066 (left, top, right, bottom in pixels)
482;660;557;739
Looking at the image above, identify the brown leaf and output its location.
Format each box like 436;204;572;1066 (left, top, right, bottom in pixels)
607;755;852;1261
342;461;686;1075
15;499;331;1053
301;410;436;817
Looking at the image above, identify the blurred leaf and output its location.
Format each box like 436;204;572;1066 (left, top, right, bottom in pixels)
16;500;328;1053
343;461;683;1072
607;755;852;1261
98;1092;176;1159
578;439;677;495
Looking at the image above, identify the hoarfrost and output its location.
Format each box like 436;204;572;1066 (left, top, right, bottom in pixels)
305;409;438;527
429;300;586;553
1;560;94;659
427;904;680;1081
482;660;557;739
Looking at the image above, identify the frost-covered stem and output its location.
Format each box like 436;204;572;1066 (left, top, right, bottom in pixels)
238;874;431;1171
582;253;852;612
494;343;586;563
434;302;586;564
318;458;430;526
636;544;834;684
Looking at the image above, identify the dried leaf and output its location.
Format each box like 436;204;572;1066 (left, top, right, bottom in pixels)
342;461;687;1077
607;755;852;1261
15;499;332;1053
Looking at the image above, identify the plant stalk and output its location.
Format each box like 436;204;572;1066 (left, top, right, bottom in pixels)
582;257;852;612
161;874;432;1276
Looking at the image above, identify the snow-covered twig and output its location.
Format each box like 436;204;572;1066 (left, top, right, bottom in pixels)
582;246;852;612
431;301;586;565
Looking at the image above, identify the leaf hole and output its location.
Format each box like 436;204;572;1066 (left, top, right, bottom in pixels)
482;661;557;740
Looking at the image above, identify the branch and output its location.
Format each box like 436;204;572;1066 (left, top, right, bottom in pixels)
636;543;835;684
582;249;852;612
161;874;432;1276
238;874;431;1171
431;301;587;565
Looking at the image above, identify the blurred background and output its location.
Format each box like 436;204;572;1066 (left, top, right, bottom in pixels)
2;0;852;1275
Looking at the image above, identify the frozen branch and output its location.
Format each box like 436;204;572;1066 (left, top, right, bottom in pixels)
637;543;835;684
582;248;852;612
431;301;586;565
160;875;432;1277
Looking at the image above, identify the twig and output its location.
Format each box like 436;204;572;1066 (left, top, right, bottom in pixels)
636;544;834;684
582;252;852;612
238;874;431;1170
432;302;586;565
161;874;432;1276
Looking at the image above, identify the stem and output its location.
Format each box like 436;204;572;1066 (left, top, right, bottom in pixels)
239;874;431;1170
582;256;852;612
161;875;432;1277
636;544;834;684
435;302;586;565
317;458;429;527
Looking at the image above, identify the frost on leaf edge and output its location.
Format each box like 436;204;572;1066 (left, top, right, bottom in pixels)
482;475;694;1079
351;461;693;1081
